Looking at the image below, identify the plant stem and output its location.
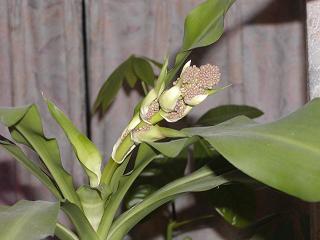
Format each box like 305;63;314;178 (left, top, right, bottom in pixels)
166;214;215;240
55;223;79;240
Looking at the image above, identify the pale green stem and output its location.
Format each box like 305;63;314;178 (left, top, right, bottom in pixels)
166;214;215;240
55;223;79;240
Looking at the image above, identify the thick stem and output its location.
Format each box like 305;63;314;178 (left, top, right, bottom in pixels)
55;223;79;240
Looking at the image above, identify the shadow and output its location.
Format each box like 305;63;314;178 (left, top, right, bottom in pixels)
0;160;39;205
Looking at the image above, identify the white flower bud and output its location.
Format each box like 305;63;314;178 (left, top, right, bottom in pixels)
160;99;192;122
140;89;160;123
159;85;182;112
131;124;164;143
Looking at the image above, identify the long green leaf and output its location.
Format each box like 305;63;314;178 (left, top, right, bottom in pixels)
133;57;155;86
92;58;130;113
55;223;79;240
183;98;320;202
0;200;59;240
61;201;99;240
197;105;263;126
0;105;80;206
182;0;235;51
47;100;102;187
107;168;244;240
0;135;62;199
97;144;159;239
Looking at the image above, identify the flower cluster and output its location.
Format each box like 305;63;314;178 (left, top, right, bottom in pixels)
112;61;221;163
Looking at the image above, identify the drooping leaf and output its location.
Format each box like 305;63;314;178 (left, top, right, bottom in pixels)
182;0;235;51
0;200;59;240
125;56;138;88
182;98;320;202
197;105;263;126
92;58;130;114
0;135;62;199
0;105;80;206
77;186;104;231
47;100;102;187
61;201;99;240
107;168;246;240
133;57;155;86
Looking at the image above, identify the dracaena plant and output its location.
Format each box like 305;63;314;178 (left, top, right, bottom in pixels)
0;0;319;240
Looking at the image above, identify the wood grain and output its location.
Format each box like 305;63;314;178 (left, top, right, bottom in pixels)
0;0;86;202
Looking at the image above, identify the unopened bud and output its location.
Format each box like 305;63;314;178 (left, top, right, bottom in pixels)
159;85;182;112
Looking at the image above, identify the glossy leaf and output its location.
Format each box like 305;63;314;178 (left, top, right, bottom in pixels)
107;168;245;240
133;57;155;86
0;105;80;206
183;98;320;202
47;100;102;187
182;0;235;51
124;184;156;209
197;105;263;126
0;135;62;199
0;200;59;240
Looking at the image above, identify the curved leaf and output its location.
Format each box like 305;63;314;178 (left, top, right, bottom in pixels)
0;200;59;240
61;201;99;240
107;168;245;240
92;58;130;113
183;98;320;202
197;105;263;126
182;0;235;51
0;105;80;206
47;100;102;187
133;57;155;86
0;135;62;199
77;186;104;231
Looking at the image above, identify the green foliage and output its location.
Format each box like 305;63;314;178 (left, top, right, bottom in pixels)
0;105;80;207
183;98;320;202
0;200;59;240
197;105;263;126
47;100;102;187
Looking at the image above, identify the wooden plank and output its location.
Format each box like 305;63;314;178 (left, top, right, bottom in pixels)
0;0;86;202
306;1;320;239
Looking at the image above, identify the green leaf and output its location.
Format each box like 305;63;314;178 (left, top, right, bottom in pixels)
133;57;155;86
0;135;62;199
125;56;138;88
182;0;235;51
0;105;81;206
183;98;320;202
61;201;99;240
0;200;59;240
124;184;156;209
97;144;160;239
92;58;130;113
197;105;263;126
47;100;102;187
208;183;256;228
55;223;79;240
77;186;104;231
107;168;245;240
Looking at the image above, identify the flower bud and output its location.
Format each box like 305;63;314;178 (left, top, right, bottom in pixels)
140;89;160;124
111;114;141;163
160;99;192;122
158;85;182;112
131;124;164;143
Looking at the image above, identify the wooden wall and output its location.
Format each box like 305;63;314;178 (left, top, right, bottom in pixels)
0;0;307;239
